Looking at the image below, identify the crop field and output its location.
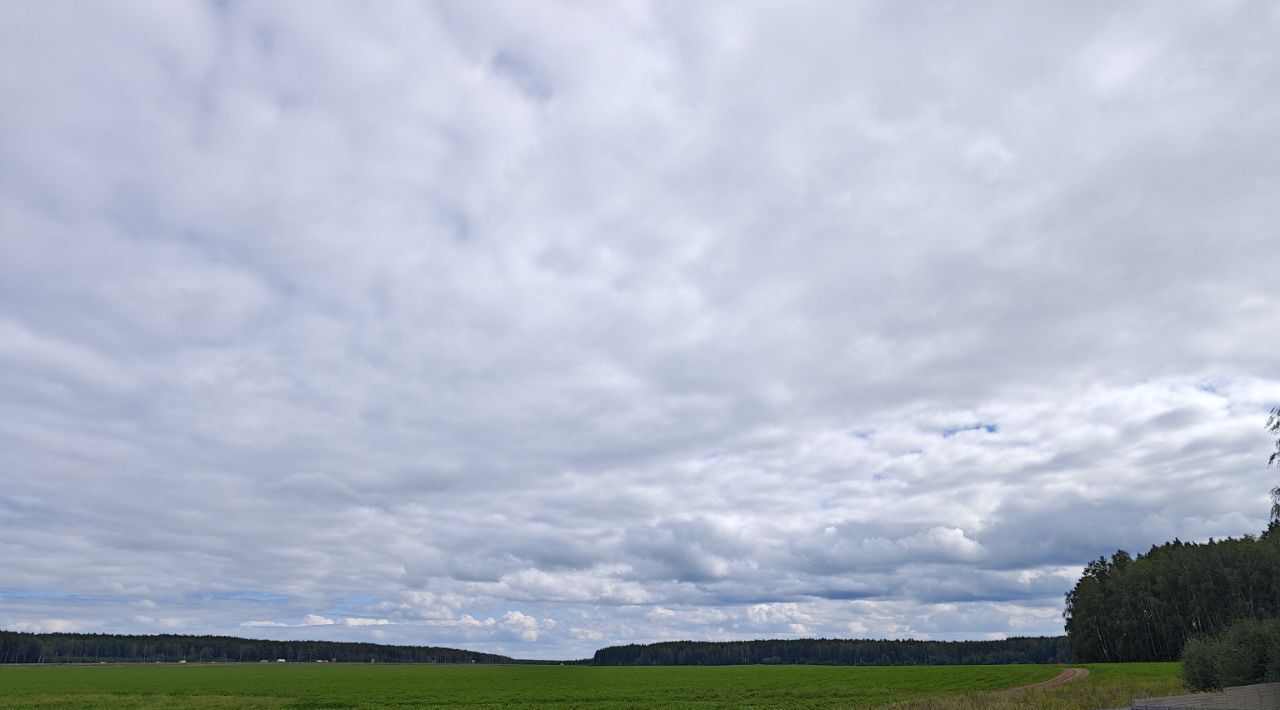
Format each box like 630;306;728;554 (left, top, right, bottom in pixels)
0;662;1182;709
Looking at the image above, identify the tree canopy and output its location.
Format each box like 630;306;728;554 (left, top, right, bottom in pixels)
1064;529;1280;662
1269;406;1280;469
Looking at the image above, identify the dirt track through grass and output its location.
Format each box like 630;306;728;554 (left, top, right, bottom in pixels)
996;667;1090;695
884;662;1183;710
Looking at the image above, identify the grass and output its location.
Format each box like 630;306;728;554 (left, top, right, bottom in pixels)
0;662;1181;709
883;662;1187;710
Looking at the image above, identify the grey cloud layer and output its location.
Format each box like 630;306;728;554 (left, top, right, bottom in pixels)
2;1;1278;657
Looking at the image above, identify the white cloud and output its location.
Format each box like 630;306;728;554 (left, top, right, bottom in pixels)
569;627;603;641
342;617;390;627
8;619;93;633
132;615;185;629
747;603;813;626
500;611;543;643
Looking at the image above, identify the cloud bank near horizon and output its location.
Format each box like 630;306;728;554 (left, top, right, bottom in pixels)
2;1;1279;658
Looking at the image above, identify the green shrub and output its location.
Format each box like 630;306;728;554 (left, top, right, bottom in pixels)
1181;617;1280;689
1181;636;1219;690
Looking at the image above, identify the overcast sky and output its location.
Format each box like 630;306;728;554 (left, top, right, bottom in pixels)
2;1;1279;660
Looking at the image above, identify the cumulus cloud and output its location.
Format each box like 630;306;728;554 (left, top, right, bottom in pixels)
1;1;1278;658
132;615;186;629
8;619;94;634
243;615;390;629
451;611;556;644
342;617;391;627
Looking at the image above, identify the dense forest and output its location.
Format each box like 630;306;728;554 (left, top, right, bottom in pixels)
0;631;513;665
1064;524;1280;662
591;636;1070;666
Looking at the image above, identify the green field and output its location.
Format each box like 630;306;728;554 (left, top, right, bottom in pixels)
885;663;1186;709
0;662;1183;709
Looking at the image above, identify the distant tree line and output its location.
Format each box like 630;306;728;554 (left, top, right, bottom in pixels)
0;631;513;665
1064;525;1280;663
590;636;1070;666
1;631;1073;666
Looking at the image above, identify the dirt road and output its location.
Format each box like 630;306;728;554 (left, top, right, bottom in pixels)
996;667;1090;695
